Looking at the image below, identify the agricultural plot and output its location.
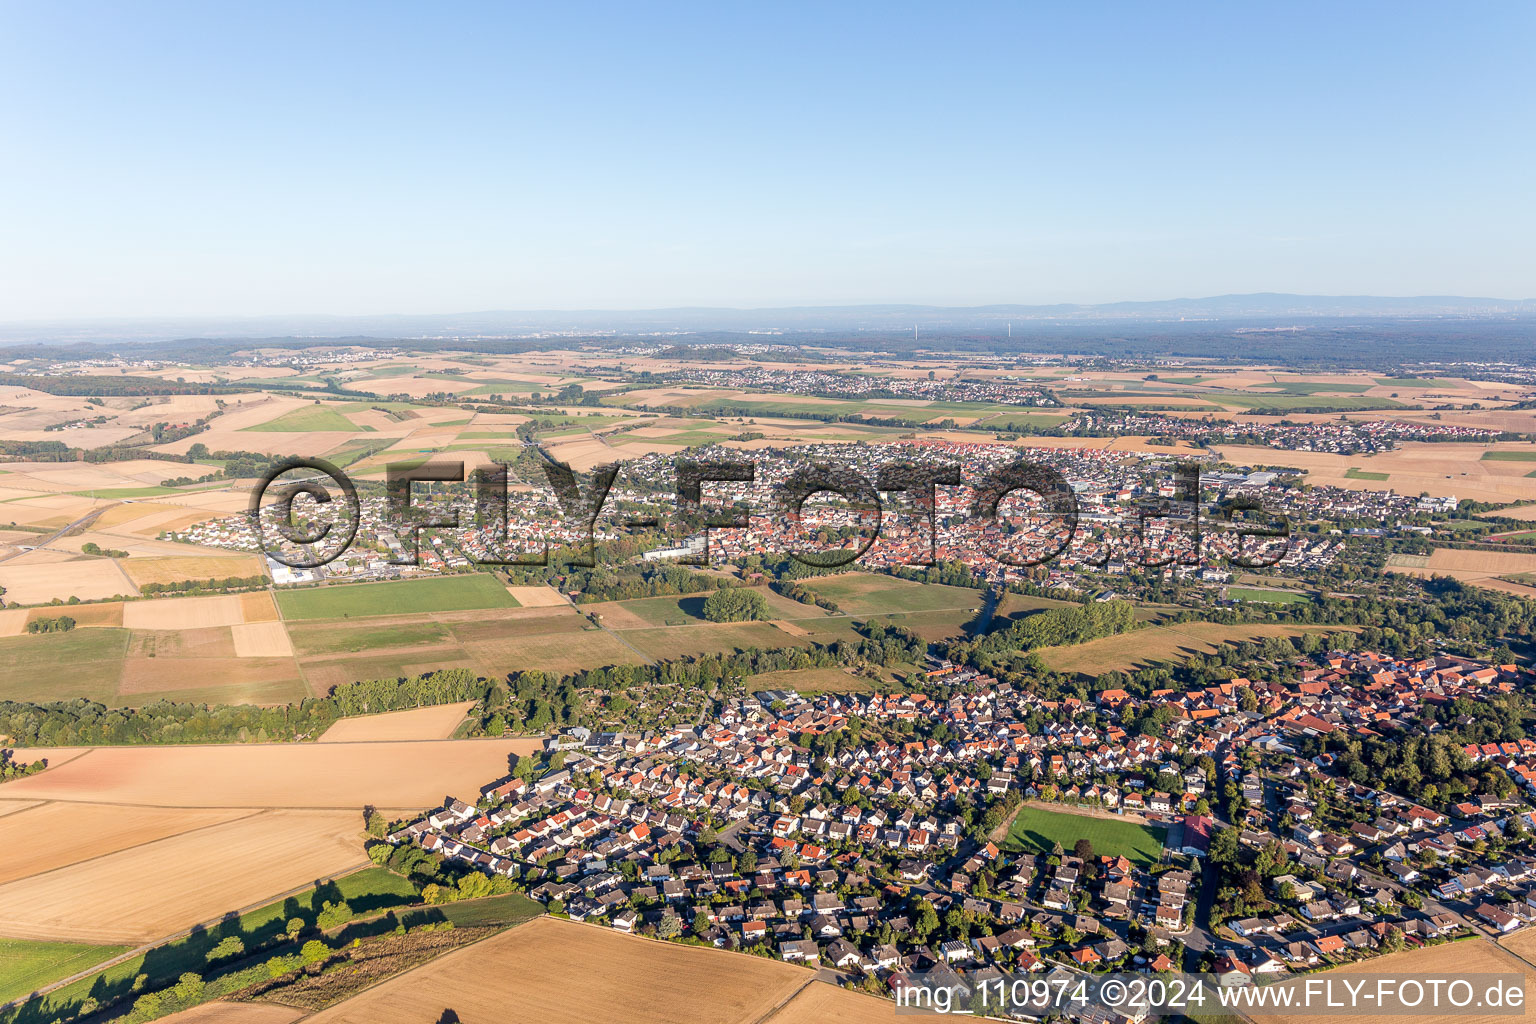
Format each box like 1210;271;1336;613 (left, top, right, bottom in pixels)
1250;938;1536;1024
1226;587;1312;604
0;937;130;1005
0;558;132;605
317;701;478;742
242;405;361;432
1038;622;1346;677
303;916;812;1024
0;629;131;702
121;554;265;587
1003;804;1166;868
0;738;532;809
770;978;948;1023
0;809;366;943
797;574;980;615
0;803;254;885
745;666;877;694
624;622;798;661
275;575;520;620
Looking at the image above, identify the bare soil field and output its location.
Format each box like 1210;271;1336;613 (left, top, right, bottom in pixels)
157;1001;304;1024
0;739;526;809
317;701;479;742
122;594;247;630
231;621;295;657
503;584;567;607
0;803;253;885
0;808;365;943
768;979;947;1023
1250;938;1536;1024
1041;622;1349;676
1214;442;1535;503
1386;548;1536;595
239;591;280;621
0;559;133;604
304;917;812;1024
121;554;265;587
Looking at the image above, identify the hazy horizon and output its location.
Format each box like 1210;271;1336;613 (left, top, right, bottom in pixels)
4;3;1534;320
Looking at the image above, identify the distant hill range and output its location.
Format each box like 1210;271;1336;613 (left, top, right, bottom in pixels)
3;293;1535;345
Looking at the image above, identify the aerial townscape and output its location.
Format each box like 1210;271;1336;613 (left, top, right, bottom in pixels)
4;329;1536;1024
5;4;1536;1023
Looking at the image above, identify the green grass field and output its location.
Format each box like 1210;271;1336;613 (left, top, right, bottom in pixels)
1344;467;1390;481
1003;805;1166;868
0;938;131;1004
244;405;361;432
1482;450;1536;462
1373;377;1460;388
1227;587;1311;604
799;574;980;615
287;618;453;656
275;574;519;620
0;628;130;703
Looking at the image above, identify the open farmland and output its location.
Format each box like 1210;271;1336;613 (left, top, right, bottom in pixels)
120;554;264;587
155;1005;305;1024
0;803;252;885
1249;938;1536;1024
1003;804;1166;868
797;573;981;615
303;916;814;1024
0;736;536;946
767;975;948;1023
0;809;365;943
1387;547;1536;596
275;575;520;619
0;558;133;605
0;938;131;1005
1038;622;1348;676
0;629;131;703
317;701;479;742
0;739;530;809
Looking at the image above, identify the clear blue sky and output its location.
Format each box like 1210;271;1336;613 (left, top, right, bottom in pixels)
3;2;1532;318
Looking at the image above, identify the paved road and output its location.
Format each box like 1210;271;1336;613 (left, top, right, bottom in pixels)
0;504;116;562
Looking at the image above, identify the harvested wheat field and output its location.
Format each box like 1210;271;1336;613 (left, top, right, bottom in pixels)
769;979;947;1023
503;584;567;607
122;594;247;630
27;602;124;628
121;554;265;587
306;917;811;1024
0;808;364;943
231;620;294;657
0;802;253;884
1387;548;1536;592
1040;622;1350;676
1249;937;1536;1024
317;701;479;743
0;739;525;809
0;559;132;604
157;1002;304;1024
0;609;29;637
238;590;280;621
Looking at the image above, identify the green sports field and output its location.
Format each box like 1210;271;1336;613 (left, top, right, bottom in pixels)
1002;804;1167;868
275;574;520;620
